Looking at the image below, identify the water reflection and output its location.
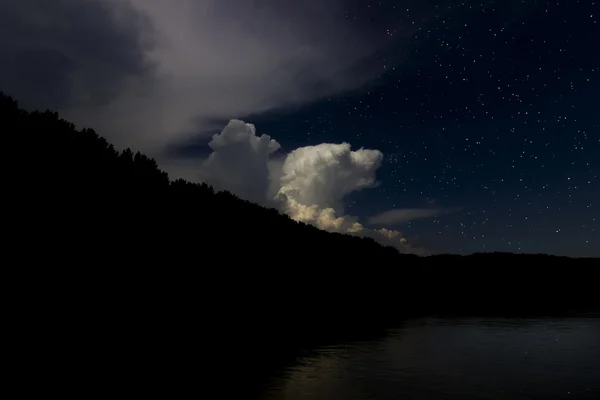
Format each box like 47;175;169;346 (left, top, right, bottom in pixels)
259;317;600;400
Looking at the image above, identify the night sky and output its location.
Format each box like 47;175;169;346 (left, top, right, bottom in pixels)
1;0;598;257
249;1;599;257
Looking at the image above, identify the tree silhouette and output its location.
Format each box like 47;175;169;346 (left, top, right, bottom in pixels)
2;91;597;397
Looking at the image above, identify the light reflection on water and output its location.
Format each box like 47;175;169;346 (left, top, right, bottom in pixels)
259;317;600;400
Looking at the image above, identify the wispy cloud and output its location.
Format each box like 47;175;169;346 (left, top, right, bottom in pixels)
368;208;459;226
1;0;404;155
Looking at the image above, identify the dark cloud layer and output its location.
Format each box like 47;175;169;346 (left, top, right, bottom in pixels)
0;0;155;112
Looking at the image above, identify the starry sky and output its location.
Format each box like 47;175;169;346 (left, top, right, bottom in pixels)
1;0;598;257
246;1;600;257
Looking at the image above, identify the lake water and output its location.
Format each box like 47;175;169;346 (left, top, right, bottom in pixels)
258;317;600;400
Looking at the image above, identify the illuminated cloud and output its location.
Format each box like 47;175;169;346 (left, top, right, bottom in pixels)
189;119;427;254
275;142;383;233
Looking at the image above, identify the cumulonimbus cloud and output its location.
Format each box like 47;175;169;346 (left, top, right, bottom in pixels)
190;119;435;254
275;143;383;233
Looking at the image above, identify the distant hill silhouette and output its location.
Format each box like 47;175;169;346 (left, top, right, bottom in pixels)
2;92;598;397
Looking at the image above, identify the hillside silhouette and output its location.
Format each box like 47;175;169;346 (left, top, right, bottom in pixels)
2;92;598;396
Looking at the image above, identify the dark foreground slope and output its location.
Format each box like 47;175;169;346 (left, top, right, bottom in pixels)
2;93;598;396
